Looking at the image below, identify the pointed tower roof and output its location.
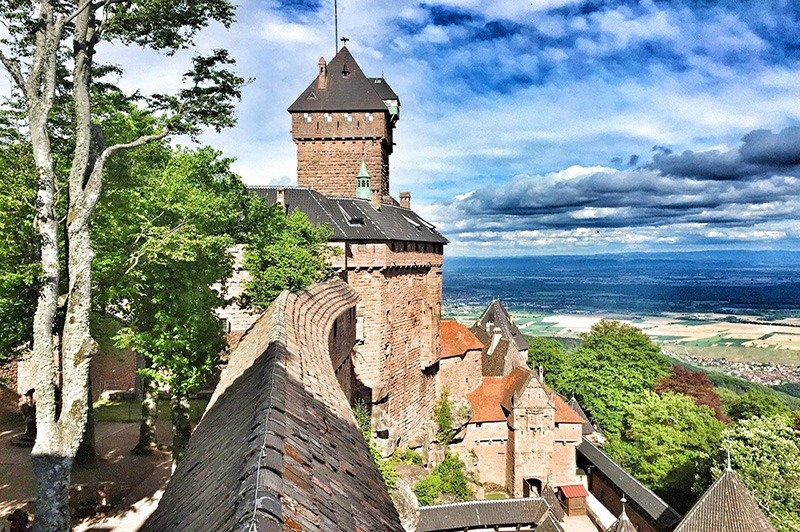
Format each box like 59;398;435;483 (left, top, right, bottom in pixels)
471;299;529;352
567;396;596;436
288;47;389;112
674;468;775;532
606;497;637;532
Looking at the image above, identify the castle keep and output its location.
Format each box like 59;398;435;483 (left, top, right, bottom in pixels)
251;47;447;451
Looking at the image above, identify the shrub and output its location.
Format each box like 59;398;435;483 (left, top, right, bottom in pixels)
413;453;471;506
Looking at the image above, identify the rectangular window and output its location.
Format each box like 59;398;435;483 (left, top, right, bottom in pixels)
365;112;373;122
324;112;332;122
303;112;312;123
356;316;364;343
344;112;353;122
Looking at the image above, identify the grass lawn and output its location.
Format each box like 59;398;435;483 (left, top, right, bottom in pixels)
93;398;209;423
485;491;509;500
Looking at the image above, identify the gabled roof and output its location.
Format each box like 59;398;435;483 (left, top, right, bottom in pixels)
249;186;448;244
473;300;529;352
606;505;637;532
501;366;532;412
559;485;589;499
288;47;390;113
567;396;596;435
440;320;484;359
416;498;556;532
674;468;775;532
578;437;682;529
543;484;566;521
368;77;399;102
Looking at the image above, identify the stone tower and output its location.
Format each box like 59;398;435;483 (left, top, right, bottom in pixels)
288;47;400;199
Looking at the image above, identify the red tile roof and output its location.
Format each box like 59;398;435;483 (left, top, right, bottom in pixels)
466;377;508;423
559;484;589;499
440;320;484;359
501;366;532;412
553;394;586;425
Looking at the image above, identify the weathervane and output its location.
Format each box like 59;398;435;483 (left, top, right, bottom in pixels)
341;37;350;46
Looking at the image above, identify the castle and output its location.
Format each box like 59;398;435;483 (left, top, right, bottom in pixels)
192;46;778;531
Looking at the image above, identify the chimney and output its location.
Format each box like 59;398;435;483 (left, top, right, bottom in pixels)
276;187;286;212
318;57;327;89
489;326;502;354
370;187;381;210
399;191;411;209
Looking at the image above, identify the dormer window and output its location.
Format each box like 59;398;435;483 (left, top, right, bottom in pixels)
324;112;332;122
303;112;312;123
365;112;373;122
344;112;353;122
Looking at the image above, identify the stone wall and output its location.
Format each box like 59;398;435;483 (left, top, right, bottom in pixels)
509;377;556;498
438;348;482;400
292;111;392;198
339;242;443;450
451;421;509;486
550;423;582;486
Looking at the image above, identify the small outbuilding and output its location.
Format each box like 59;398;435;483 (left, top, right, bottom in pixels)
558;484;589;516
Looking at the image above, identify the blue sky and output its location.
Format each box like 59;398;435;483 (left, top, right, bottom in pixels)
95;1;800;254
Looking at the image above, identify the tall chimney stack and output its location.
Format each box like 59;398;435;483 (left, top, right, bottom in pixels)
317;57;328;89
276;187;286;212
399;191;411;209
370;187;381;210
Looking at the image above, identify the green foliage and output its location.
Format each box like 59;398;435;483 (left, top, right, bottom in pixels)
727;390;791;421
351;399;396;489
556;320;670;433
413;454;471;506
772;382;800;399
604;391;724;512
527;337;567;385
434;390;454;445
712;415;800;531
242;203;333;309
0;141;39;362
352;399;372;441
95;144;243;396
398;448;424;466
414;474;443;506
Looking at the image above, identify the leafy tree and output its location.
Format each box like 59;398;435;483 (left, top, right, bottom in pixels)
711;415;800;531
434;390;455;445
557;320;670;433
527;337;567;387
654;365;728;422
242;204;332;309
99;146;243;462
728;390;791;421
605;391;724;512
0;0;245;526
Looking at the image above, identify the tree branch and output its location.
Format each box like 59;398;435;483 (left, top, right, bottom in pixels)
0;50;26;96
64;0;95;26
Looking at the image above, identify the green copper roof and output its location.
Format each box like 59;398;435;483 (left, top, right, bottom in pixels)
356;156;371;199
357;157;370;178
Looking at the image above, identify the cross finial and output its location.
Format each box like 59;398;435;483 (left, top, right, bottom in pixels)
340;37;349;45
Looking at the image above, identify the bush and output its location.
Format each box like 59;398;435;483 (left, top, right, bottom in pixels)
400;448;424;466
352;398;396;489
413;453;471;506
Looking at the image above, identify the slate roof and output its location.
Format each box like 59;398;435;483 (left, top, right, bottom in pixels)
567;396;596;435
288;47;391;113
440;320;484;359
250;186;448;244
606;507;638;532
143;280;401;531
543;484;566;521
416;498;557;532
674;468;775;532
473;300;529;352
578;437;682;529
368;77;399;102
